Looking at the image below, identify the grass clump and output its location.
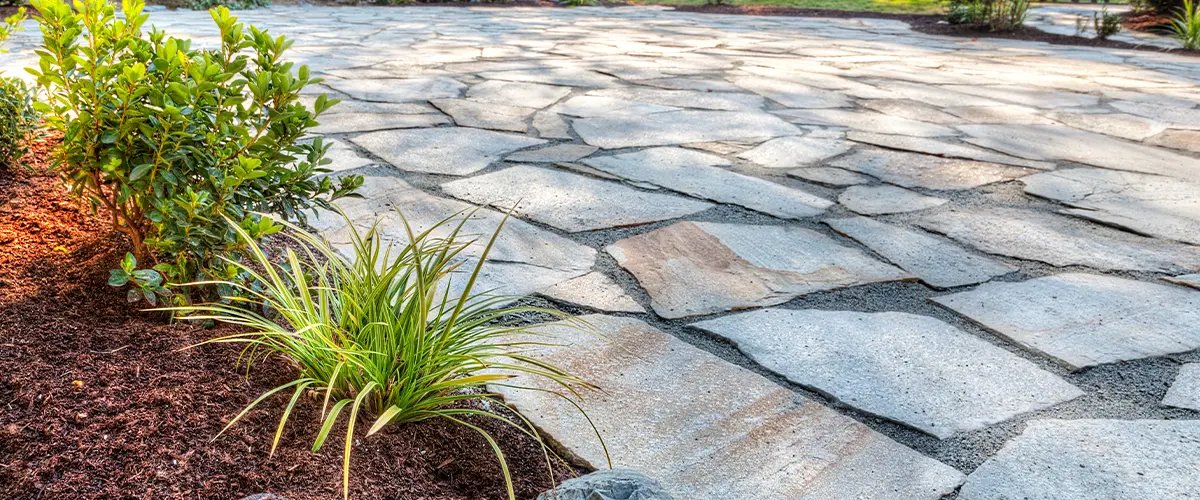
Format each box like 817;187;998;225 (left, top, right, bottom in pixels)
165;210;604;500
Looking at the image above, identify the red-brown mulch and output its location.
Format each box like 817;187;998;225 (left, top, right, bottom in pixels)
0;133;580;499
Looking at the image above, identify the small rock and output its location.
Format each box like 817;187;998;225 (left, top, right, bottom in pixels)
537;469;674;500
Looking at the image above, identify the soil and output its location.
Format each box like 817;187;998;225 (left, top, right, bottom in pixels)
671;4;1199;56
0;134;580;499
1122;11;1173;32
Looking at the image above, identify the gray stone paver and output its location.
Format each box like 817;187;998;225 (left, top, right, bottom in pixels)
15;7;1200;495
933;273;1200;370
692;309;1082;439
1163;364;1200;411
839;185;948;215
959;419;1200;500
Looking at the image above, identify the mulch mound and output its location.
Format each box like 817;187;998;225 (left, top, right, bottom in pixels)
0;133;578;499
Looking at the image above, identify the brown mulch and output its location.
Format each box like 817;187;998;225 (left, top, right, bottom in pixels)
1122;11;1173;32
0;133;580;499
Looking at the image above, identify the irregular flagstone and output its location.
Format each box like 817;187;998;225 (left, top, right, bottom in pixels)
573;110;801;149
789;167;873;186
959;124;1200;179
942;104;1059;125
958;420;1200;500
479;67;622;88
440;165;711;232
351;128;545;176
830;149;1039;190
310;112;450;134
730;75;852;108
552;96;680;119
941;84;1099;108
737;135;851;168
587;87;765;111
539;272;645;313
1022;168;1200;246
1045;111;1169;141
311;169;594;298
826;217;1016;288
1110;100;1200;129
1162;363;1200;411
327;76;466;102
582;148;833;219
859;99;960;124
320;139;376;173
1147;129;1200;154
466;80;573;109
1164;273;1200;289
691;309;1082;439
933;273;1200;370
682;141;753;155
504;143;598;163
863;80;1003;107
431;99;537;132
493;315;965;499
532;112;573;139
839;185;947;215
605;221;911;318
845;131;1055;170
774;109;957;137
638;77;744;93
310;98;438;115
916;207;1200;272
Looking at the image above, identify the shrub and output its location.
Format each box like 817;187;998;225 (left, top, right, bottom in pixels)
28;0;362;304
1094;6;1122;40
1171;0;1200;49
0;8;36;170
189;0;270;10
164;211;605;500
944;0;1029;31
559;0;596;6
947;0;986;24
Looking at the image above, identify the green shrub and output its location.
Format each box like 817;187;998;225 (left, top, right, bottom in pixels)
559;0;596;6
164;211;605;500
189;0;269;11
1094;6;1122;40
28;0;362;304
0;8;36;170
944;0;1029;31
1171;0;1200;49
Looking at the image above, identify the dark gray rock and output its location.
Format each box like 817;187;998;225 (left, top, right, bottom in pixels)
538;469;674;500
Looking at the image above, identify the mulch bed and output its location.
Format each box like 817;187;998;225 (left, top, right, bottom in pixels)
671;4;1198;56
0;134;579;499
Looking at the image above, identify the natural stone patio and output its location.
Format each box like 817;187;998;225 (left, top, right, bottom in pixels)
4;5;1200;498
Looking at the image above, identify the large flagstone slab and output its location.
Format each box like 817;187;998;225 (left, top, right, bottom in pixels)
351;128;545;176
310;169;595;298
440;165;712;232
466;80;573;109
606;222;911;318
587;87;765;111
581;148;832;219
1148;129;1200;153
1045;111;1169;141
958;124;1200;179
310;112;450;134
1021;168;1200;246
737;135;852;168
826;217;1015;288
730;75;852;108
839;185;947;215
1164;273;1200;289
430;99;537;132
327;76;466;102
933;273;1200;370
959;420;1200;500
691;309;1082;439
789;167;873;186
916;207;1200;272
573;110;800;149
774;109;957;137
1163;363;1200;411
479;67;622;88
552;96;680;119
859;99;960;124
1110;100;1200;129
941;84;1099;108
845;131;1054;170
538;272;645;313
494;315;965;499
830;149;1039;190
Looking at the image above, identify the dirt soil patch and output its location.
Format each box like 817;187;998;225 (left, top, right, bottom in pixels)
0;133;579;499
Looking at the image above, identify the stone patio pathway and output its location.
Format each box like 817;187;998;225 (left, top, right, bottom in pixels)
4;5;1200;498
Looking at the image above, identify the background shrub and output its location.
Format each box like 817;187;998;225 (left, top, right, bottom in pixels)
28;0;362;304
945;0;1030;31
188;0;269;10
0;8;36;170
1094;6;1122;39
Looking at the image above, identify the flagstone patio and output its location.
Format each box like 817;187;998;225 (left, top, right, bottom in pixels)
4;5;1199;498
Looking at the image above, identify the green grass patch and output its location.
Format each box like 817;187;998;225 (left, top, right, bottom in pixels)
634;0;945;15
